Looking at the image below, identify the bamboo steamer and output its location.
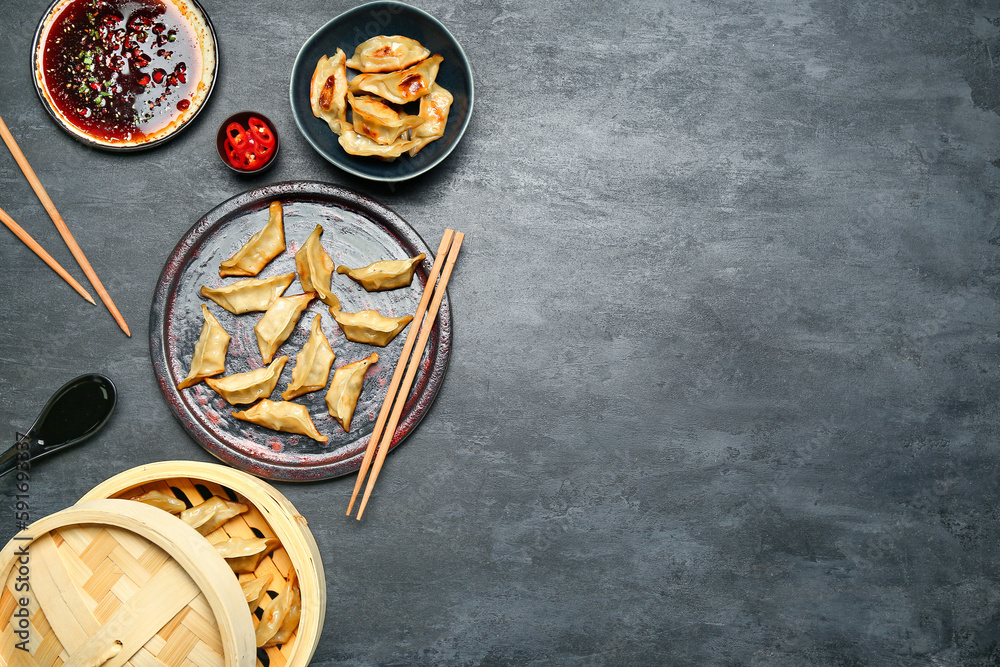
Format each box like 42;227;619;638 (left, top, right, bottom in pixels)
0;499;256;667
77;462;324;667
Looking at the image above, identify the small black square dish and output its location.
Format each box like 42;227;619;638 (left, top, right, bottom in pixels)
289;1;474;182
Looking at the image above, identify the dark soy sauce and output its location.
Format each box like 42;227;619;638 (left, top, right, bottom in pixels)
33;376;115;447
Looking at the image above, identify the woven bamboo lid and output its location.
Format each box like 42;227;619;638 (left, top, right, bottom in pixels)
0;499;255;667
78;462;325;667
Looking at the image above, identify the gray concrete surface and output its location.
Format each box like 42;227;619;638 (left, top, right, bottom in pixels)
2;0;1000;664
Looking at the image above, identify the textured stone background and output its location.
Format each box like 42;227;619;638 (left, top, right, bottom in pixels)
2;0;1000;664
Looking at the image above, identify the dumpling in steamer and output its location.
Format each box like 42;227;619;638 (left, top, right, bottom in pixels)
205;356;289;405
407;84;454;157
294;226;340;309
339;129;417;159
346;35;430;72
254;293;315;364
179;496;249;536
177;304;230;389
242;574;273;612
219;201;286;277
337;253;426;291
128;490;186;514
348;92;425;146
310;50;349;135
200;273;295;314
325;352;379;432
263;572;301;647
232;399;328;443
330;308;413;346
281;315;335;400
348;54;443;105
215;536;281;574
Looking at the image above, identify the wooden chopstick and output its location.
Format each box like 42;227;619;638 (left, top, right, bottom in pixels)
347;228;456;516
0;205;95;304
355;231;464;520
0;113;131;336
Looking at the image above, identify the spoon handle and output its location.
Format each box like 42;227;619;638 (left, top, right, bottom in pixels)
0;434;32;478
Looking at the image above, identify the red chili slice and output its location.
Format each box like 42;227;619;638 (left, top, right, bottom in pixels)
247;117;275;148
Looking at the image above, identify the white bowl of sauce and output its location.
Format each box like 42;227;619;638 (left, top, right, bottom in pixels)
31;0;217;150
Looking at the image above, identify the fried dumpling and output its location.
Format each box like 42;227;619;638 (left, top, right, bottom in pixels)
233;399;328;443
294;225;340;309
348;54;443;105
348;92;425;146
263;573;300;647
336;253;425;291
242;574;273;612
220;201;286;277
330;308;413;346
200;273;295;314
254;293;315;363
346;35;430;73
128;490;186;514
325;352;379;432
179;496;249;536
282;315;335;400
215;536;281;574
339;129;417;159
407;84;453;156
178;305;231;389
310;50;349;135
205;356;288;405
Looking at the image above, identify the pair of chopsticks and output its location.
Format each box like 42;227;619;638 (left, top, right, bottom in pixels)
0;113;130;336
347;228;464;520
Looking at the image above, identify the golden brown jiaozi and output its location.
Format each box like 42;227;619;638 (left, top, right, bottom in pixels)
407;84;453;156
325;352;379;432
310;50;349;135
179;496;249;536
206;356;288;405
336;253;425;291
346;35;430;73
254;293;315;364
339;129;417;159
348;92;425;146
330;308;413;346
200;273;295;314
128;490;186;514
294;226;340;309
178;304;231;389
256;572;297;647
242;574;273;612
233;399;328;443
348;54;443;105
220;201;286;277
263;572;301;647
215;536;281;574
281;315;335;401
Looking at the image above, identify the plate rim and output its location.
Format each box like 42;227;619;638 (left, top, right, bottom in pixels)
30;0;220;152
149;180;453;481
288;0;475;182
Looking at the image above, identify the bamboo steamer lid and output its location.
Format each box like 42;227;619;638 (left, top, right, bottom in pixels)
78;462;324;667
0;498;255;667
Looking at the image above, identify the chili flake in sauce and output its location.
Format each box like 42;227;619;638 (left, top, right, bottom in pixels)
41;0;202;144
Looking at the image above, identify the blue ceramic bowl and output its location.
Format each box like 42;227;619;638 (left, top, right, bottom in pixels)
289;1;474;182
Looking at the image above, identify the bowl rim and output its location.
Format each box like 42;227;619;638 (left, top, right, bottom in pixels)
288;0;475;182
30;0;219;152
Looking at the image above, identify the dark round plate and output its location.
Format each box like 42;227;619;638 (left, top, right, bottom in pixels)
150;181;451;481
31;0;218;150
289;1;474;182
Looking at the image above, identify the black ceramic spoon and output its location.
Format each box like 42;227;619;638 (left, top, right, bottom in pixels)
0;374;117;477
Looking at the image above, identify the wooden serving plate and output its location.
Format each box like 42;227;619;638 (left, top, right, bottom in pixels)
0;499;255;667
